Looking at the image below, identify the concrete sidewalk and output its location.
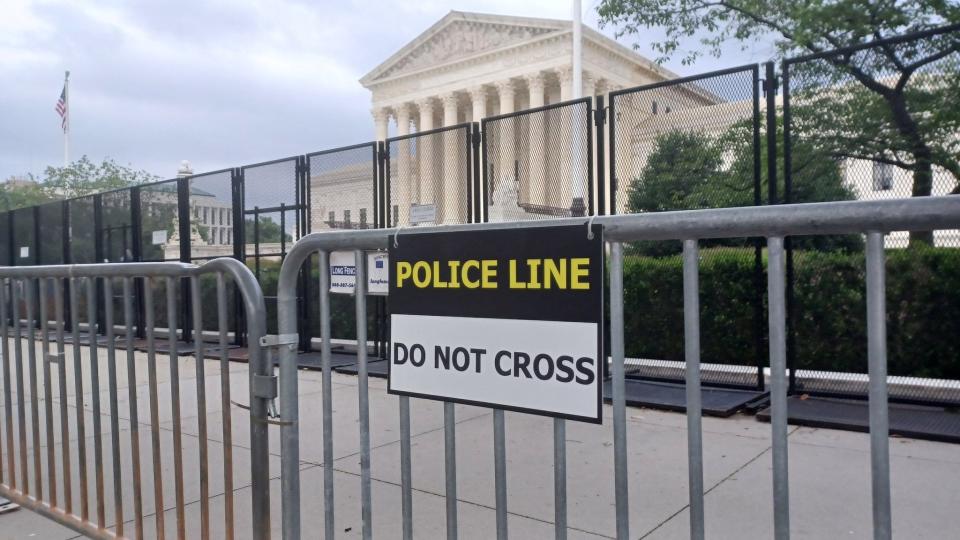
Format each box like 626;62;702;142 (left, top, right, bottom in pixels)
1;348;958;539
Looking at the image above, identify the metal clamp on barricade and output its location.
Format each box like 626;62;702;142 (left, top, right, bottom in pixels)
260;333;299;350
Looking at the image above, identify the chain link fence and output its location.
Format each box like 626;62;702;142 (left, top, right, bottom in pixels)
783;25;960;405
386;124;474;227
609;65;764;389
482;98;594;220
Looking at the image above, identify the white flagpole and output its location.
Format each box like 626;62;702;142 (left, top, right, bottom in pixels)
64;70;70;167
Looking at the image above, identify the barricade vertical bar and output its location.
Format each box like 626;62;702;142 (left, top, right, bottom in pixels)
12;281;29;493
553;418;567;540
320;250;334;539
399;396;413;540
103;278;124;537
610;242;629;540
144;278;167;539
866;232;892;540
493;409;507;540
191;275;211;540
216;273;235;540
53;278;71;509
0;280;14;488
69;277;89;520
767;236;790;540
444;401;458;540
123;277;145;538
39;280;58;505
25;279;43;500
683;240;705;540
356;249;373;540
167;276;187;539
85;277;106;528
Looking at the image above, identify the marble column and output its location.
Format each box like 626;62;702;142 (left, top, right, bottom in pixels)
372;107;389;141
441;92;461;223
494;79;517;201
416;97;435;206
525;73;547;206
395;103;412;226
555;67;575;209
470;85;487;124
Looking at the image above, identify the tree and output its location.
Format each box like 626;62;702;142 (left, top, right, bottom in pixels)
41;155;159;198
598;1;960;245
245;216;292;244
628;125;859;254
0;176;52;211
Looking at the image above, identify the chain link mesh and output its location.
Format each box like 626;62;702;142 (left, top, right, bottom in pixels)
139;180;181;262
785;27;960;404
387;125;472;227
610;66;764;389
483;99;593;220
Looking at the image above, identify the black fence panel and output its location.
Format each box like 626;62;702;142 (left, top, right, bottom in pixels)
303;143;382;349
69;196;98;264
101;190;133;263
188;169;236;261
241;156;304;335
386;124;474;227
609;65;765;390
783;25;960;405
482;98;594;220
37;201;66;265
0;212;11;266
12;207;37;266
139;179;182;262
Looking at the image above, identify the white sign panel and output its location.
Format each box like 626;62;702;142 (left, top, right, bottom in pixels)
19;247;29;259
330;251;357;294
329;251;389;295
152;230;168;245
367;252;389;295
390;315;599;420
409;204;436;225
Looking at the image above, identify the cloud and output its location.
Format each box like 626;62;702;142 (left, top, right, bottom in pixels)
0;0;770;183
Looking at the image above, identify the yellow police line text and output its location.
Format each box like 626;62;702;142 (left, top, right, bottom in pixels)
395;258;590;290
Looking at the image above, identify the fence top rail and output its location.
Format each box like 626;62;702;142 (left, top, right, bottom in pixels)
481;96;592;124
782;22;960;66
609;63;760;100
0;258;250;282
385;122;471;144
279;196;960;255
305;141;377;159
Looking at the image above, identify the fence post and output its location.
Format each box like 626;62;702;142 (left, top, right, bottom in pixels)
178;177;192;342
131;187;146;338
595;95;606;216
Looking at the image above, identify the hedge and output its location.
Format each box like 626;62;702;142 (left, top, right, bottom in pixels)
621;244;960;380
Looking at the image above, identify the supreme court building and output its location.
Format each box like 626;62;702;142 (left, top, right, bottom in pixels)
309;11;699;230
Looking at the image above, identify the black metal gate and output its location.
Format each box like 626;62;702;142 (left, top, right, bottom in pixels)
782;25;960;405
482;97;595;220
385;123;476;227
303;143;382;353
608;64;766;390
240;156;306;335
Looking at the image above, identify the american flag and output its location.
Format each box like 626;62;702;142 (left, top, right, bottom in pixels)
55;85;68;132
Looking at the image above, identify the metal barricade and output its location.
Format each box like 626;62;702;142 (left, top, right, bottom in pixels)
0;258;271;540
274;195;960;540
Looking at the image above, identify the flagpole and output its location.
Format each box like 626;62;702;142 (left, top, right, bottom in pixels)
64;70;70;167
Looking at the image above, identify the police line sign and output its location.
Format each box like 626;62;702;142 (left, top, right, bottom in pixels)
388;224;604;423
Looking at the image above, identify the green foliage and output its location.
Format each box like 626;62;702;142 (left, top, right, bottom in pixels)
0;177;52;211
622;245;960;379
42;155;160;198
245;217;292;244
627;126;860;254
598;0;960;244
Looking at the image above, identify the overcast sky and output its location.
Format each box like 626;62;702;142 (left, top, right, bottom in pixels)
0;0;777;182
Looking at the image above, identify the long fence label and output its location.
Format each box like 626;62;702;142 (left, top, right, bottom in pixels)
388;224;604;423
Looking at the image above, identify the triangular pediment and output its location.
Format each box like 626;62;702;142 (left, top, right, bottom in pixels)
361;12;564;85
